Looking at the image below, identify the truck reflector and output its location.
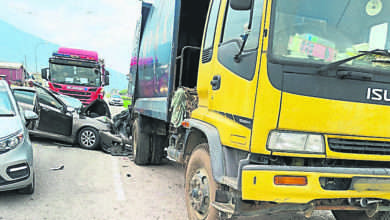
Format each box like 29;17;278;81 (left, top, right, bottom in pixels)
274;176;307;186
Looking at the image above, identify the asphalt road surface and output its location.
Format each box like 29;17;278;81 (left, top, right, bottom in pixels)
0;105;335;220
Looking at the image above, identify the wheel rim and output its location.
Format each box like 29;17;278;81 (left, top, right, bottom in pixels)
188;168;210;219
81;130;96;148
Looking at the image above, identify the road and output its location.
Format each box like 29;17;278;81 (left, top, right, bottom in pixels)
0;105;335;220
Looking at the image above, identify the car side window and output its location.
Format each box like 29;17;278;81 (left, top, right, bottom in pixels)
36;87;63;110
13;90;35;106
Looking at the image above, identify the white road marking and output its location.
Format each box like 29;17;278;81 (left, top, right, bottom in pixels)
112;157;126;201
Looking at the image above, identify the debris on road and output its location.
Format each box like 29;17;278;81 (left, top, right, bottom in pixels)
100;108;134;156
50;165;64;171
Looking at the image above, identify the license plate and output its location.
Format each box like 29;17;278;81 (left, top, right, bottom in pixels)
351;177;390;192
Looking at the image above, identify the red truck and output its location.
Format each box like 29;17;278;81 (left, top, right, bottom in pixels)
42;47;110;105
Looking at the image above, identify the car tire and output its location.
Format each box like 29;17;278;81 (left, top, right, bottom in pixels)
18;173;35;194
132;118;151;165
185;144;218;220
78;127;100;150
150;134;166;165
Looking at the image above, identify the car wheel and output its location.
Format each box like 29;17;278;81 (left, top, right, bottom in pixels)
78;127;100;150
18;173;35;194
185;144;218;220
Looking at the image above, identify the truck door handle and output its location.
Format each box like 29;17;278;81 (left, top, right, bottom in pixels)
210;75;221;90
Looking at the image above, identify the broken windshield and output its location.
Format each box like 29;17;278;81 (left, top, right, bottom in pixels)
270;0;390;71
49;63;101;87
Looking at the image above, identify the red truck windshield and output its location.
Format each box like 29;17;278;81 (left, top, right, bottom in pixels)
49;63;101;87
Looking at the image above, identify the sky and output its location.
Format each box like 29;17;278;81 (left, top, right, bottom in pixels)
0;0;141;75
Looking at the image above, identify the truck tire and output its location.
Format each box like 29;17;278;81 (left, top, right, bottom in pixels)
185;144;218;220
150;134;166;165
333;211;390;220
132;118;151;165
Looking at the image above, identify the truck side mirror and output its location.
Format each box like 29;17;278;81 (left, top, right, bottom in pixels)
41;68;49;80
105;75;110;86
230;0;252;10
105;70;110;76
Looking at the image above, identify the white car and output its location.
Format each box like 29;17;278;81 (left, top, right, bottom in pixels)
109;95;123;106
0;80;37;194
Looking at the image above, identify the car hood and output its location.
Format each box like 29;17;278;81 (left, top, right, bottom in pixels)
81;99;111;118
0;117;23;138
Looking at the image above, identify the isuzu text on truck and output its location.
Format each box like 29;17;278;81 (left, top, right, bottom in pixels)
129;0;390;219
42;47;110;105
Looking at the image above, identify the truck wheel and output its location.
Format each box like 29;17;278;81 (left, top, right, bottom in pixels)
150;134;166;165
333;211;390;220
132;118;151;165
78;127;100;150
185;144;218;220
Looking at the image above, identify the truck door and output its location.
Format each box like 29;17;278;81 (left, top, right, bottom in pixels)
207;0;265;151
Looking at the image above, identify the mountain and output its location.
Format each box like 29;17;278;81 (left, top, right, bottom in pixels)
0;20;127;90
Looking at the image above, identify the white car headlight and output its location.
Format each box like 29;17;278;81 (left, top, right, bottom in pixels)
0;131;24;152
268;131;324;154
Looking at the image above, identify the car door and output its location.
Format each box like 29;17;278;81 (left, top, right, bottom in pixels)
35;86;73;136
13;89;39;130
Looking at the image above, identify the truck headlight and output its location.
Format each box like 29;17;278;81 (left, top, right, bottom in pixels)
0;131;24;153
268;131;324;154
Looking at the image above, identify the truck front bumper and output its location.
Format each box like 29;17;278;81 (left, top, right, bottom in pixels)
241;165;390;203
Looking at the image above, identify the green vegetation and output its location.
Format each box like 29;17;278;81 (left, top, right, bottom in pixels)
119;89;128;95
122;96;132;108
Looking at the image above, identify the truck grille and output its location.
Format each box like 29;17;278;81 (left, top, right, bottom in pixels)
328;138;390;155
59;90;90;96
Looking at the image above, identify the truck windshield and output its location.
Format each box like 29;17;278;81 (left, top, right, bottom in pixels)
271;0;390;71
49;63;101;87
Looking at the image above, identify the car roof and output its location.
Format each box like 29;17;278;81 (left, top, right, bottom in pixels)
0;80;8;89
12;86;36;92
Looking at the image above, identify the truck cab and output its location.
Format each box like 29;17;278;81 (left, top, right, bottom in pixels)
130;0;390;219
42;47;109;106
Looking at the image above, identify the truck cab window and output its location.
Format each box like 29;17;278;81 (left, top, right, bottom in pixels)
218;0;264;80
202;0;221;63
221;0;263;51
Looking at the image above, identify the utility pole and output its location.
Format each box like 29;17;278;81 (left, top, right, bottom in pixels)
35;42;49;73
24;55;28;70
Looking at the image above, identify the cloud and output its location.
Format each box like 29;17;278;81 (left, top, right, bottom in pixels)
0;0;141;74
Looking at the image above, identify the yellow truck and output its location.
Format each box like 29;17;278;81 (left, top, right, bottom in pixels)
129;0;390;219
